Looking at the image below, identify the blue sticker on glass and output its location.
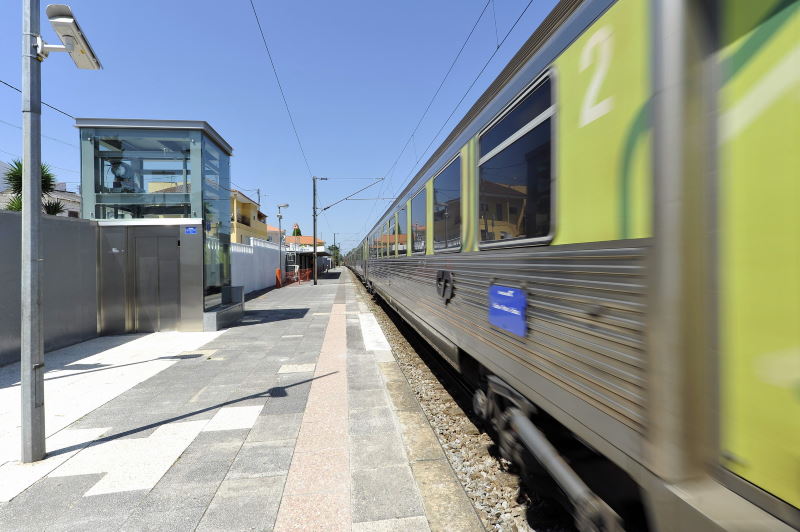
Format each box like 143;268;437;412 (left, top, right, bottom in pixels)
184;227;198;234
488;284;527;337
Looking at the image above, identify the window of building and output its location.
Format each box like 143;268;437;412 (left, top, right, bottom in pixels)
91;131;194;219
201;138;231;309
397;207;407;255
388;215;396;256
411;189;426;253
479;77;553;244
433;157;461;251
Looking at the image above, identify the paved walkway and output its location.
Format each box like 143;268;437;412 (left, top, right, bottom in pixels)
0;269;483;532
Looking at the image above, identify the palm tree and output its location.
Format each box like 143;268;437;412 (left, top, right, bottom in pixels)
2;159;64;215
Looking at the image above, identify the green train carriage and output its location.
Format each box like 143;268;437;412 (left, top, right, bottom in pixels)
346;0;799;529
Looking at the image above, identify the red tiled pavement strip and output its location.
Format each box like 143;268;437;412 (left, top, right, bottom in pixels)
274;303;350;531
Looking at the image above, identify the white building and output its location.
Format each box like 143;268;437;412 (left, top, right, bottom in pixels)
0;179;82;218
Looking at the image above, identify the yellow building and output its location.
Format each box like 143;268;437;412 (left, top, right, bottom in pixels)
230;190;272;244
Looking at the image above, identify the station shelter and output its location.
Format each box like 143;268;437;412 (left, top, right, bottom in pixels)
76;118;241;332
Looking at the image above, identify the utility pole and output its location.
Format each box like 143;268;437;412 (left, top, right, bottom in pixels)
312;176;327;285
333;233;336;267
312;176;317;285
21;0;45;463
277;203;288;284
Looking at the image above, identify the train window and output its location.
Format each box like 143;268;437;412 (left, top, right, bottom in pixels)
433;157;461;251
388;216;396;256
384;221;390;258
397;207;407;255
480;78;551;156
411;190;426;254
479;77;553;243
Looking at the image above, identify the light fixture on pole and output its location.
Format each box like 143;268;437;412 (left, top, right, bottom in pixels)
276;203;288;283
20;2;101;463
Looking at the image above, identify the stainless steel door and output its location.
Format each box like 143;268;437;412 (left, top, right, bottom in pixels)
157;236;179;330
134;237;159;331
133;233;180;332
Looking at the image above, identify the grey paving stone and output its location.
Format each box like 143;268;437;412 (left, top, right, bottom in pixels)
348;372;385;391
47;490;147;531
350;431;407;471
195;476;285;532
178;429;248;463
349;406;396;435
351;465;425;523
349;389;390;410
411;459;484;532
120;504;207;532
351;516;431;532
247;413;302;442
0;475;101;530
260;394;309;415
137;480;219;513
226;441;294;479
158;459;232;490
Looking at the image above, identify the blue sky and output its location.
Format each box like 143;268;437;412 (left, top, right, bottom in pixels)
0;0;556;252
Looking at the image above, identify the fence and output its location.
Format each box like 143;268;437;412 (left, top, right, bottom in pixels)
230;237;282;295
0;212;98;367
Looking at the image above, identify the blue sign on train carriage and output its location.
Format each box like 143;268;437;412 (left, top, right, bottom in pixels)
488;284;527;337
184;227;197;234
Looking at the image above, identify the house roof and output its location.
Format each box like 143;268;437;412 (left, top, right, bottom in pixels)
285;235;324;246
232;189;258;205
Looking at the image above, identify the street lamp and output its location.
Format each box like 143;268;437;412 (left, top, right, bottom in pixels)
276;203;288;283
20;2;102;463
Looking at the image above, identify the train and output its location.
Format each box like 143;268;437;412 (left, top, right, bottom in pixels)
345;0;799;530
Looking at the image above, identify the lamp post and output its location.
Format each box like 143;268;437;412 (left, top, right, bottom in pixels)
277;203;288;284
21;2;101;463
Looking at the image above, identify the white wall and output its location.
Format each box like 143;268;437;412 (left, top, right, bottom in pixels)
230;237;282;295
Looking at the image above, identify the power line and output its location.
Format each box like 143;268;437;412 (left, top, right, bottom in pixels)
390;0;537;201
0;146;79;174
366;0;493;232
248;0;313;177
0;118;78;147
0;79;75;119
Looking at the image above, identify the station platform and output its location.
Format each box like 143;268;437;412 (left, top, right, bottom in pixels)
0;269;484;531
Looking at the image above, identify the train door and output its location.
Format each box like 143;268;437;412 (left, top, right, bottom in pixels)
717;0;799;520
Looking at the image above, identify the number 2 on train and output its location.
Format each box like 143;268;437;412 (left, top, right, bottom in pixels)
579;26;614;127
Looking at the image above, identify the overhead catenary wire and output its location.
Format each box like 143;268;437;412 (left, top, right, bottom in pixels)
0;118;78;148
248;0;313;178
388;0;537;201
364;0;494;232
0;79;75;119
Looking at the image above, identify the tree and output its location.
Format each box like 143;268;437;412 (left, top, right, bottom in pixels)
2;159;63;215
291;223;302;236
327;244;340;266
